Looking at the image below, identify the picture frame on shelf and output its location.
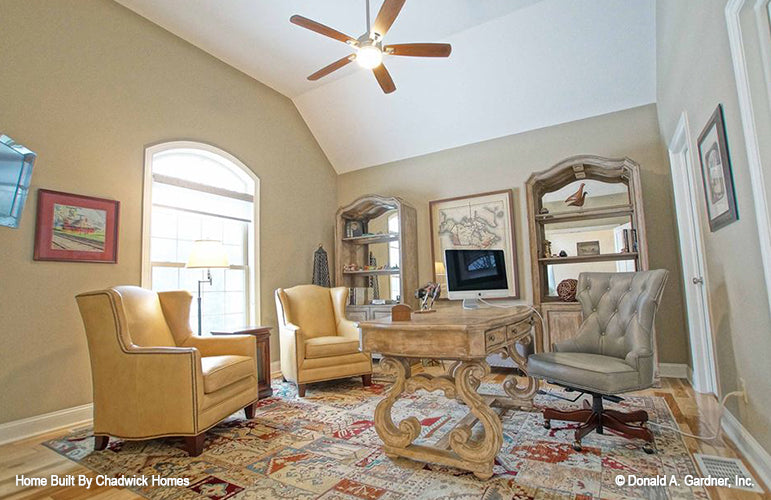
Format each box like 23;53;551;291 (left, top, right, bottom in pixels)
33;189;120;263
696;104;738;232
576;240;600;256
429;189;519;298
345;220;363;238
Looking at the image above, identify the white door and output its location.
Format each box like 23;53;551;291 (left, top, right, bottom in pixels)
668;112;719;395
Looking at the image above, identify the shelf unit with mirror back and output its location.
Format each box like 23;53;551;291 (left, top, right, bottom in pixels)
335;194;418;322
526;155;649;353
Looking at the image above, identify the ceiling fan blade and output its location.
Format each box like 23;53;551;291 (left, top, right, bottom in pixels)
290;15;355;44
372;0;406;38
307;55;355;81
372;64;396;94
385;43;452;57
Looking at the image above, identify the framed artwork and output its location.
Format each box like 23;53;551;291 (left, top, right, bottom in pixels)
34;189;120;263
697;105;738;231
576;240;600;256
429;189;519;298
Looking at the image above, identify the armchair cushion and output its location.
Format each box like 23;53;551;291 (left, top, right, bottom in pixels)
528;352;640;394
305;336;360;359
200;355;254;394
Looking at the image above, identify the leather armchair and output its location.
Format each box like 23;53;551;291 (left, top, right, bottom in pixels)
528;270;668;453
275;285;372;397
76;286;259;456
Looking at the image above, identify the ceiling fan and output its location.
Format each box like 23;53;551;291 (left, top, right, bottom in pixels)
290;0;452;94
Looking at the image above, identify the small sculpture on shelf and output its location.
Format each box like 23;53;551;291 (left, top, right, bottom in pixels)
565;183;588;207
414;282;440;313
542;239;552;258
559;250;568;257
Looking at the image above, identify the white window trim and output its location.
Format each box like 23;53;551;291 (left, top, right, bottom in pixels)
141;141;261;323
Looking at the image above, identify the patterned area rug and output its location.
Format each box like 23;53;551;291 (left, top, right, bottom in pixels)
45;374;707;499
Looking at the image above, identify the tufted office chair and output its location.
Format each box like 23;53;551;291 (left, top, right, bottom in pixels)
528;270;668;453
275;285;372;397
76;286;260;456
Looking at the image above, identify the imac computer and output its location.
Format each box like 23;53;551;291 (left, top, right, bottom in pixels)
444;249;509;309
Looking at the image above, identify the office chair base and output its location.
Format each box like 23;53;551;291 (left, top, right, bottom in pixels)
542;394;655;453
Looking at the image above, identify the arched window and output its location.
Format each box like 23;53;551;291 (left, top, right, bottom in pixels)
142;142;259;334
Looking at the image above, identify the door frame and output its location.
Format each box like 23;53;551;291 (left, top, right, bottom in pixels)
668;112;719;395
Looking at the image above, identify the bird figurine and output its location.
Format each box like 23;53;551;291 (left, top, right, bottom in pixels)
565;183;588;207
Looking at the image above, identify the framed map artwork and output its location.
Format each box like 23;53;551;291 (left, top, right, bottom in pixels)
429;189;519;298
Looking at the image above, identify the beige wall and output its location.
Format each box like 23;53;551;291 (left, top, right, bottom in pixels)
338;104;690;364
0;0;337;424
657;0;771;453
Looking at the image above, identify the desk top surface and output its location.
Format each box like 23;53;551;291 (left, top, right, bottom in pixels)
358;303;532;331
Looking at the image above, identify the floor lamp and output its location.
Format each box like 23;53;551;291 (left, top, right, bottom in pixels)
186;240;229;336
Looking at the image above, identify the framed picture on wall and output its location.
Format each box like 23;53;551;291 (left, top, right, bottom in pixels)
429;189;519;298
696;104;738;232
33;189;120;263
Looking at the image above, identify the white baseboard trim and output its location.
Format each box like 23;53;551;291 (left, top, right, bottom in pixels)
0;403;93;446
659;363;690;379
721;409;771;490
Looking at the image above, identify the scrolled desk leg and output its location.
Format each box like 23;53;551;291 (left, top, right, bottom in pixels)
374;356;422;454
502;343;539;406
449;360;502;480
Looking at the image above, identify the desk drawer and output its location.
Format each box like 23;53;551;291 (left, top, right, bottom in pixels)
485;326;507;349
507;319;532;340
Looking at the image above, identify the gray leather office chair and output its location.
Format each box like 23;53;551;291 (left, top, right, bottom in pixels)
528;270;668;453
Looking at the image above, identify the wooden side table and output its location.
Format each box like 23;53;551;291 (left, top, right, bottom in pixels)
210;326;273;399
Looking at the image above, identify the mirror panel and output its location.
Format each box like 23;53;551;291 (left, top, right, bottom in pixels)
366;209;401;302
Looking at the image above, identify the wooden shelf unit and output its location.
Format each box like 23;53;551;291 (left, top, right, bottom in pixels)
526;156;649;354
335;194;419;313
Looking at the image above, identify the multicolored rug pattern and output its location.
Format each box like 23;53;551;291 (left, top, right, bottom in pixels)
45;373;708;499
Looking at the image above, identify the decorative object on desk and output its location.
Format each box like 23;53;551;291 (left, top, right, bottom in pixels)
390;303;412;321
558;250;568;257
429;189;519;299
414;282;440;313
311;244;331;287
0;135;36;228
186;239;229;335
542;239;552;258
345;220;363;238
564;182;587;207
556;279;578;302
576;240;600;256
33;189;119;263
697;104;738;231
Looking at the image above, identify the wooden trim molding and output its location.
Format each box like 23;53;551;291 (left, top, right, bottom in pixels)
725;0;771;317
0;404;93;446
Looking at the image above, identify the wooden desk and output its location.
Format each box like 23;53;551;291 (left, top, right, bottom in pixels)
359;305;538;479
210;326;273;399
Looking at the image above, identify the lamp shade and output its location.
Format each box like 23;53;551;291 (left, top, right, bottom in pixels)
186;240;229;268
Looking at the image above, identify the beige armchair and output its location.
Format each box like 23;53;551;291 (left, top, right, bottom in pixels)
76;286;259;456
275;285;372;397
528;270;668;453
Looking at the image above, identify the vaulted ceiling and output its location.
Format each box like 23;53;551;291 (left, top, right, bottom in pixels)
114;0;656;173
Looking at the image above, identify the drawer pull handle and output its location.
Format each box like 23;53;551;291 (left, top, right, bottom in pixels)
488;334;497;342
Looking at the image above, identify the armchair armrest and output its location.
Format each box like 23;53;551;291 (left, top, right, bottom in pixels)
278;323;305;382
181;335;256;358
337;318;360;340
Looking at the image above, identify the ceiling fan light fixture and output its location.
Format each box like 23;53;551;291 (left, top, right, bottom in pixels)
356;45;383;69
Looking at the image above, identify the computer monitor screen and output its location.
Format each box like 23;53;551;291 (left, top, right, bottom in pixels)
444;249;508;297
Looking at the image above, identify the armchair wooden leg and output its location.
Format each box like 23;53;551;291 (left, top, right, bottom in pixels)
297;384;306;397
185;433;205;457
244;402;257;419
94;435;109;450
362;374;372;387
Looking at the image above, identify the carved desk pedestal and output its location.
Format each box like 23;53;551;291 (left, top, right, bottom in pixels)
360;305;538;479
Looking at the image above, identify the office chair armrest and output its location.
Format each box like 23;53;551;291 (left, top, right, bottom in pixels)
625;349;654;369
553;338;580;352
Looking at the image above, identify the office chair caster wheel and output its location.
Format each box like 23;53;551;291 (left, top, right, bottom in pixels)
643;444;655;454
543;420;551;429
572;441;582;452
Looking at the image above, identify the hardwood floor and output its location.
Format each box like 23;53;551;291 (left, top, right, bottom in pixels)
0;376;767;499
